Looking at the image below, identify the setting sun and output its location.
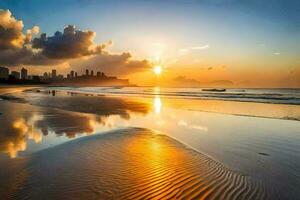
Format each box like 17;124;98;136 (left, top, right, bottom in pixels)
153;66;162;75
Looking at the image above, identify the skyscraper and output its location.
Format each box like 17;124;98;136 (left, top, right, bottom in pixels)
0;67;9;80
70;70;74;78
52;69;57;79
11;71;20;79
21;68;28;79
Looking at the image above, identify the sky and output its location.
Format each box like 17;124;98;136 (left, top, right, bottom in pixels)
0;0;299;87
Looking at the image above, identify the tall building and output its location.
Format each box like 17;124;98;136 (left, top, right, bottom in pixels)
57;74;64;80
70;70;74;78
86;69;89;76
0;67;9;80
52;69;57;79
43;72;49;79
11;71;20;79
32;75;40;82
21;68;28;79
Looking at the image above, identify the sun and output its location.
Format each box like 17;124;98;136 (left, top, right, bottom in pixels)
153;65;162;75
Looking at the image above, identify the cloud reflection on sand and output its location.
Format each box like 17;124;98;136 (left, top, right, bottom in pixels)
0;94;150;158
0;107;98;158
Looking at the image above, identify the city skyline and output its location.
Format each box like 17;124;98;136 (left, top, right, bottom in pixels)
0;66;106;79
0;66;129;86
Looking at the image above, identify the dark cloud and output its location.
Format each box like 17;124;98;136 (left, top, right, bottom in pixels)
32;25;106;59
0;48;58;65
71;52;151;76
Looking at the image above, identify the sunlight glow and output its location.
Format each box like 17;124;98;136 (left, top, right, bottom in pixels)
154;95;162;114
153;66;162;75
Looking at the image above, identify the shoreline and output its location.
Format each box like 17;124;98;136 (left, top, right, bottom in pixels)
0;85;42;95
3;86;300;121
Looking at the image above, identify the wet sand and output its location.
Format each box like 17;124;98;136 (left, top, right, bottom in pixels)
0;87;299;199
5;128;271;200
0;85;40;95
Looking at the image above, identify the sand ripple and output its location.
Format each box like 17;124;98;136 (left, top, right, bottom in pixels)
11;128;274;200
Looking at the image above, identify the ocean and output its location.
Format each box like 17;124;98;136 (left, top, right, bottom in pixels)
51;87;300;105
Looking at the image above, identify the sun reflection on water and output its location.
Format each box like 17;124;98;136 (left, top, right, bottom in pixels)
154;96;162;114
153;87;162;113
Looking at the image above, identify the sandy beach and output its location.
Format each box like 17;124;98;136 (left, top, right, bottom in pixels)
0;86;41;95
0;86;299;199
2;128;271;200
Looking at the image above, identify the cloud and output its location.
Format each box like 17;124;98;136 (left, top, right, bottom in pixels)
25;25;40;43
32;25;106;59
172;76;233;87
178;44;210;55
178;48;189;55
0;9;40;49
0;9;25;50
173;76;201;87
191;45;210;50
0;9;54;65
70;52;151;76
0;9;151;76
0;47;58;65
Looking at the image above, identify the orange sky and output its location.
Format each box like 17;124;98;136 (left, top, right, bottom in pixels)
1;0;300;88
